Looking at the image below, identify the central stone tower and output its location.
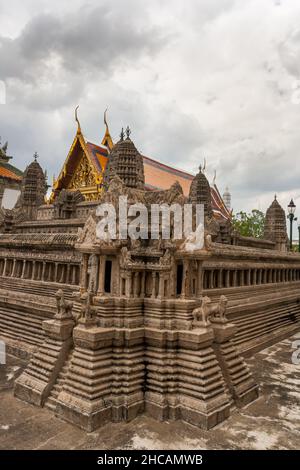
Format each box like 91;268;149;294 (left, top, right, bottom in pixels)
103;127;145;189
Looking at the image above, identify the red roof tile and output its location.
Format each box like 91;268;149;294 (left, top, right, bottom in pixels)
0;166;22;181
86;141;230;222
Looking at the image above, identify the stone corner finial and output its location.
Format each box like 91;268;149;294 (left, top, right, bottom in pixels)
120;127;125;141
125;125;131;139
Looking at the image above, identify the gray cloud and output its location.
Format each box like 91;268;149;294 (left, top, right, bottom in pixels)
1;0;300;216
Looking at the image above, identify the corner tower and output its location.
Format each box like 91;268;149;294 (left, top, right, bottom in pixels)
15;153;47;220
264;196;288;252
189;165;213;219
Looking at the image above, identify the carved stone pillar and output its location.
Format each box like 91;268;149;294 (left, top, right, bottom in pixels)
151;272;156;299
197;261;204;296
140;271;146;298
66;264;71;284
225;270;230;288
21;260;26;279
54;263;59;283
3;258;7;277
97;255;105;296
11;259;16;277
252;269;257;285
79;254;89;293
47;263;52;282
126;272;133;298
209;270;214;289
133;272;139;297
217;269;222;289
247;269;251;286
257;269;262;285
59;265;65;284
31;261;36;280
41;262;46;282
181;260;189;298
158;273;164;299
232;270;237;287
72;265;77;285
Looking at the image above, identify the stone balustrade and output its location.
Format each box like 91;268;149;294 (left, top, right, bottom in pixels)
0;257;80;285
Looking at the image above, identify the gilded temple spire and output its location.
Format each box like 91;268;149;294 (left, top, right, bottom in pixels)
101;108;114;150
75;105;81;135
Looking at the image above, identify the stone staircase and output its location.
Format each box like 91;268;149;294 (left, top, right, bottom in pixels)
232;301;300;354
0;275;80;301
0;276;80;357
0;305;46;357
205;282;300;355
44;353;73;412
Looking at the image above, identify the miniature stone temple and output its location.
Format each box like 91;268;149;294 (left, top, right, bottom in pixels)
0;115;300;431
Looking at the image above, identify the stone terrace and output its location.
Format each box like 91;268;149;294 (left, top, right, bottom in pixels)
0;335;299;450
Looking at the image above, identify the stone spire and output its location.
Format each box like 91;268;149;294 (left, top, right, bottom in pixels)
103;127;145;189
264;196;288;252
189;165;213;219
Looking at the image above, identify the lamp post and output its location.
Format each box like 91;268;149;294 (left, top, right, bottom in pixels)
287;199;297;251
298;222;300;253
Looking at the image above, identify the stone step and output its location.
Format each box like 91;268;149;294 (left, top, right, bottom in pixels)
0;306;45;325
233;303;299;327
234;316;299;343
234;316;299;346
0;311;45;335
0;321;44;345
44;396;57;411
43;354;73;410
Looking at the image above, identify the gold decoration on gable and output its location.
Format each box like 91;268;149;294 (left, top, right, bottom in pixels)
69;154;97;189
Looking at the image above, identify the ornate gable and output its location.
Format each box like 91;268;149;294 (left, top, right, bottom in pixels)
68;150;97;190
50;118;105;202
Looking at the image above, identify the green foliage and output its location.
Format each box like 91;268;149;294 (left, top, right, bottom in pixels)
232;209;265;239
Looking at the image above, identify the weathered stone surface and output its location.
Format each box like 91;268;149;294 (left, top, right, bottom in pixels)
0;134;299;433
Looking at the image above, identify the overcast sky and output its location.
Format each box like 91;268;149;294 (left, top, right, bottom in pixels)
0;0;300;214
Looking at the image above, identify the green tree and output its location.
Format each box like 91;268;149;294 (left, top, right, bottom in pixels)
232;209;265;239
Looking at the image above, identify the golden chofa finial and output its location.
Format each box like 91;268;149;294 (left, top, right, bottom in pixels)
104;108;108;130
101;108;114;150
75;105;81;134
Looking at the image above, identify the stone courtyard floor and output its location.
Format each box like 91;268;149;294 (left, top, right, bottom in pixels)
0;335;299;450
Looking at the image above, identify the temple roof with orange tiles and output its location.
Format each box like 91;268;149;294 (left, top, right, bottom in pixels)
50;110;231;221
0;141;23;183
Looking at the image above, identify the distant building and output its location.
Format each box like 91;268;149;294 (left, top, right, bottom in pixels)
223;186;231;211
0;140;23;208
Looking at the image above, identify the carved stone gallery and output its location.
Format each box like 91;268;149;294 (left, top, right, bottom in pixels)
0;117;299;432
